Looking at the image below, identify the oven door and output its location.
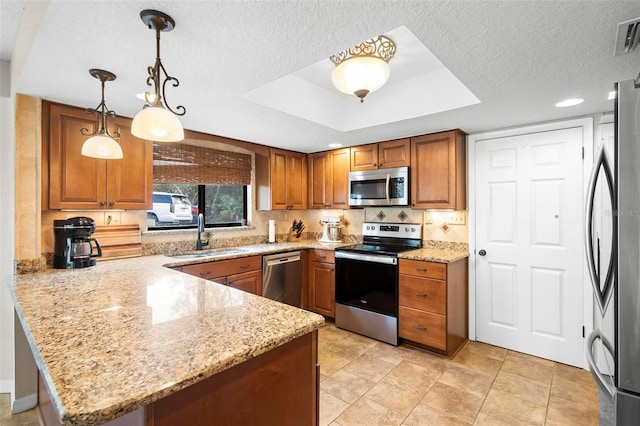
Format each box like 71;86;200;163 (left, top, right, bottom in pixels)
335;251;398;317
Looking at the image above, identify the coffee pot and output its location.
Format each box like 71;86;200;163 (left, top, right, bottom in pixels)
53;217;102;269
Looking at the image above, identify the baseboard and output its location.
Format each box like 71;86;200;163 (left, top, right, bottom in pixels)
0;379;12;393
12;392;37;413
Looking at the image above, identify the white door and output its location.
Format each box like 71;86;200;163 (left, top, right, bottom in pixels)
475;127;584;366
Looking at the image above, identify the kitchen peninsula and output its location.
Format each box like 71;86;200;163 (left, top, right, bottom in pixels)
9;253;325;426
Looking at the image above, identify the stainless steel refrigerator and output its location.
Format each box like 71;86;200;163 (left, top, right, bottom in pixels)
586;78;640;425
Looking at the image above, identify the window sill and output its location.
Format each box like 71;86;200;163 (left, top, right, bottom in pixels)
143;225;255;236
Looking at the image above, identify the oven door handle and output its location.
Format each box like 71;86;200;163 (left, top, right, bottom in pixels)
385;173;391;204
335;251;397;265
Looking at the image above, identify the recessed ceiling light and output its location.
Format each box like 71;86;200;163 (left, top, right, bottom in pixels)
555;98;584;107
608;91;616;100
328;143;342;148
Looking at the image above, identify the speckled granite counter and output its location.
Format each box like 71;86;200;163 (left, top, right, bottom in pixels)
9;253;325;425
398;248;469;263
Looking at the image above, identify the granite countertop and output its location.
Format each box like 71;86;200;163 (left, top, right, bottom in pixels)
9;253;325;426
398;248;469;263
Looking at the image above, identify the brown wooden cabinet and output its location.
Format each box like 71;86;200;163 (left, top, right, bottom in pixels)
350;138;410;171
410;130;466;210
308;148;350;209
308;250;335;318
179;256;262;295
270;148;307;210
398;258;468;357
46;102;153;210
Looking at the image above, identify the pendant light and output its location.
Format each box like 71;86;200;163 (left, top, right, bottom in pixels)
330;35;396;103
81;69;123;159
131;9;186;142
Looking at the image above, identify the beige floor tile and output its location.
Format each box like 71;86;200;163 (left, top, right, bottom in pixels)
343;332;379;347
473;412;518;425
500;352;554;385
327;336;375;360
364;375;426;415
0;395;38;426
421;381;484;424
550;374;598;406
319;348;354;376
319;324;352;344
403;345;450;373
337;397;406;426
387;360;442;390
553;363;596;387
491;370;550;406
464;341;508;362
320;390;351;426
344;354;396;382
365;342;413;366
437;363;495;398
479;388;546;425
321;369;376;404
451;345;503;379
507;350;555;367
403;403;472;425
545;394;599;426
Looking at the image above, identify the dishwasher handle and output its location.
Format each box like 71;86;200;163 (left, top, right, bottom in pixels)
264;252;301;267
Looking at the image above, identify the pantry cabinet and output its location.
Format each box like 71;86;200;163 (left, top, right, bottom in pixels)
270;148;308;210
46;102;152;210
410;130;466;210
308;148;350;209
177;255;262;295
350;138;410;171
308;250;335;318
398;257;468;357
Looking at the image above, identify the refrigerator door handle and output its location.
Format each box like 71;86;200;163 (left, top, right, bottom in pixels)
586;329;615;401
585;142;616;315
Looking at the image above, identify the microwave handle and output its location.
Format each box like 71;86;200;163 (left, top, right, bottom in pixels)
385;174;391;204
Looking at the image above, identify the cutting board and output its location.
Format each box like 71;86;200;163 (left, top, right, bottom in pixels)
93;224;142;261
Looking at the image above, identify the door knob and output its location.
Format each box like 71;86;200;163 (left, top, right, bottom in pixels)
478;249;487;256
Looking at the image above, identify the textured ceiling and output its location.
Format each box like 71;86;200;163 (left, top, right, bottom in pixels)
3;1;640;153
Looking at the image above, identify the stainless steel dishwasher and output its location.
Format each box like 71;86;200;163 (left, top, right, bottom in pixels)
262;251;302;307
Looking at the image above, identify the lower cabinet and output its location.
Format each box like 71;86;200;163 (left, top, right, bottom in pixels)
178;256;262;296
308;250;335;318
399;258;468;357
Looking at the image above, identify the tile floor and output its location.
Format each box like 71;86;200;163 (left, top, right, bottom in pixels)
318;323;599;426
0;323;599;426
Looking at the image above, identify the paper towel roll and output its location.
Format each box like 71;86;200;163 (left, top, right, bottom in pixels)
268;219;276;243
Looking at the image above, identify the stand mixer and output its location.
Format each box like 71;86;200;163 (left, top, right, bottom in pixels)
318;216;343;243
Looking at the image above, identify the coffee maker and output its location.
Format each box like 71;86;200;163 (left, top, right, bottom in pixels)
53;217;102;269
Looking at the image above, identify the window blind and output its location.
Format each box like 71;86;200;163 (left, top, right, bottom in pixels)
153;143;252;185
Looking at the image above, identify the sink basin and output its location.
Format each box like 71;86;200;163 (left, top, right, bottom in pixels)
169;248;248;260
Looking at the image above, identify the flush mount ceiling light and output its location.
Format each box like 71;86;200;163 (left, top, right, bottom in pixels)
131;9;186;142
81;69;123;159
555;98;584;107
330;35;396;103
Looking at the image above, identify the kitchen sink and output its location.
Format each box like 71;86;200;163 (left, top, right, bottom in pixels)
169;248;248;260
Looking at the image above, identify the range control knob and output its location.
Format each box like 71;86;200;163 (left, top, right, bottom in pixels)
412;227;416;232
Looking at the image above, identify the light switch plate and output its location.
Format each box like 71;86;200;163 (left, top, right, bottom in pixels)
447;211;466;225
424;211;433;224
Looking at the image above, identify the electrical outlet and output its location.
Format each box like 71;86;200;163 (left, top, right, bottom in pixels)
447;211;466;225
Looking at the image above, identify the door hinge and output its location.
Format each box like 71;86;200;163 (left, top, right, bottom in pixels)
582;326;585;338
582;147;585;159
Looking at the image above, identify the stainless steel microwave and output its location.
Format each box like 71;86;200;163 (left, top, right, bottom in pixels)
348;166;409;207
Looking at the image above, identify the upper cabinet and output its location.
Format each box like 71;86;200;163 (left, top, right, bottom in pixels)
270;148;308;210
410;130;467;210
308;148;350;209
350;138;410;171
46;102;153;210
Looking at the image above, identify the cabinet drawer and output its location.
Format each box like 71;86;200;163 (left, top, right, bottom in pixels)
399;275;446;314
399;306;446;350
181;256;261;279
399;259;446;280
308;249;334;264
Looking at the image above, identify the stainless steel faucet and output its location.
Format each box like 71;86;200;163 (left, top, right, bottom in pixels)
196;213;209;250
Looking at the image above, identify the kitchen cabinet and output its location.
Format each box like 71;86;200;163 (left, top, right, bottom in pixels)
308;249;335;318
270;148;308;210
179;255;262;295
308;148;350;209
398;258;468;357
350;138;410;171
46;102;153;210
410;129;466;209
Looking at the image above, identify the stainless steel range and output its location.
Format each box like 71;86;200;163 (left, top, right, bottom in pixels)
334;222;422;345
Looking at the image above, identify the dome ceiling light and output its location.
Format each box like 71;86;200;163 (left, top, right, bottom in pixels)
330;35;396;103
132;9;186;142
81;69;123;160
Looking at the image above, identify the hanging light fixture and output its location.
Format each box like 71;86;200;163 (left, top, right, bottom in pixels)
131;9;185;142
330;35;396;103
81;69;123;159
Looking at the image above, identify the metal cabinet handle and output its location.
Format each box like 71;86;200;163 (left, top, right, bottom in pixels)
199;271;212;277
240;264;249;269
100;201;106;206
415;292;427;297
415;325;427;331
108;201;115;207
416;267;427;272
318;255;327;259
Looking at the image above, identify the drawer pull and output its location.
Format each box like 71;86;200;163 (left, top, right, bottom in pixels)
240;264;249;269
318;255;327;259
415;291;427;297
199;271;211;277
415;325;427;331
416;267;427;272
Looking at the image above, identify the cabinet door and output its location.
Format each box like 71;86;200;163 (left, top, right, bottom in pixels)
227;270;262;295
48;103;107;209
106;117;152;209
308;152;329;209
287;152;307;209
411;130;466;209
329;148;350;208
378;138;410;169
270;149;289;209
350;144;378;171
309;261;335;318
399;306;447;350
